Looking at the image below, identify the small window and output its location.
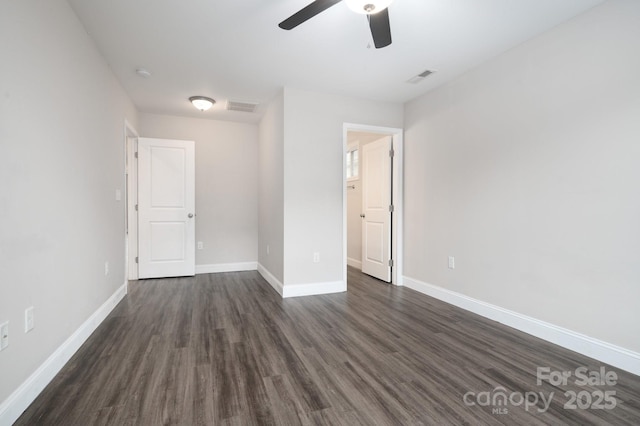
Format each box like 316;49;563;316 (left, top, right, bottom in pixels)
346;146;359;181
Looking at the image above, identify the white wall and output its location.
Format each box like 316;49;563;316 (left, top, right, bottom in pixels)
283;88;403;289
0;0;137;406
138;114;258;269
404;0;640;353
258;93;285;284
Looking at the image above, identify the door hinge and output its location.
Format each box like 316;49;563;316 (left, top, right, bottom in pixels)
134;151;138;159
389;205;394;212
135;256;139;264
388;259;394;267
389;148;394;158
135;204;138;211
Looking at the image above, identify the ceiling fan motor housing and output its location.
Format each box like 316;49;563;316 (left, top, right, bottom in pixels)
345;0;394;14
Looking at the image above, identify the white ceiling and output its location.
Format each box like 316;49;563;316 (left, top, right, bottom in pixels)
67;0;603;123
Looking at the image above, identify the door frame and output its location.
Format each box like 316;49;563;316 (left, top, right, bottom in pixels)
343;123;404;286
125;121;139;280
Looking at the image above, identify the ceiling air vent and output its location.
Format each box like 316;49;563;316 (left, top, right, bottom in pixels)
407;69;435;84
226;101;258;113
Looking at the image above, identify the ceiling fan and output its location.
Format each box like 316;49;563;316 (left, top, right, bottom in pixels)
279;0;394;49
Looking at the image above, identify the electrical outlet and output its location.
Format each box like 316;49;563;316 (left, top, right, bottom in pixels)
115;189;122;201
25;307;34;333
313;252;320;263
197;241;204;250
448;256;455;269
0;322;8;351
104;261;109;276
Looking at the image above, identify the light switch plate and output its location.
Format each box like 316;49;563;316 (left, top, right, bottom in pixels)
25;307;34;333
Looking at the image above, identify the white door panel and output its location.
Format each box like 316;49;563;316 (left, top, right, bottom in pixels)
149;222;186;260
364;221;384;263
138;138;195;279
361;136;392;282
150;147;186;207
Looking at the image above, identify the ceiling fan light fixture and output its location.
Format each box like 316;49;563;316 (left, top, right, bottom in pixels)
189;96;215;111
345;0;393;15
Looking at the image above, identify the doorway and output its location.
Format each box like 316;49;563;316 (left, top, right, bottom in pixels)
343;123;403;286
126;136;196;280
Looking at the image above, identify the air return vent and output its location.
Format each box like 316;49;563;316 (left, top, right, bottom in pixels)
225;101;258;113
407;69;435;84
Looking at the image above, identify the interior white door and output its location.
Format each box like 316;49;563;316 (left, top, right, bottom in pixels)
138;137;195;279
361;136;392;282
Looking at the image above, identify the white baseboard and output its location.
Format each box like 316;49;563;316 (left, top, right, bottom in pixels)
403;276;640;376
282;280;346;298
0;282;128;426
195;261;257;275
256;264;346;299
347;257;362;270
257;263;284;297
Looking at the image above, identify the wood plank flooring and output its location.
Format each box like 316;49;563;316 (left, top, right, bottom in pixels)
16;268;640;425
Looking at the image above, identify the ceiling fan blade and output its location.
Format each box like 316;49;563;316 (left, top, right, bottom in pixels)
368;8;392;48
279;0;343;30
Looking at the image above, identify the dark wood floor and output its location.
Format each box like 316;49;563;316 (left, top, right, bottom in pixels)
16;268;640;425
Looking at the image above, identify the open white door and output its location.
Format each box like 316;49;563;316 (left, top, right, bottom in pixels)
361;136;392;282
138;138;195;279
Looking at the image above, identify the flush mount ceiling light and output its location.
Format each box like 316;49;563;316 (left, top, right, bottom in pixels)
189;96;215;111
344;0;394;14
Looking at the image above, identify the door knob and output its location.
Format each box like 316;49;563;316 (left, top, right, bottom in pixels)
360;214;365;218
188;213;194;218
